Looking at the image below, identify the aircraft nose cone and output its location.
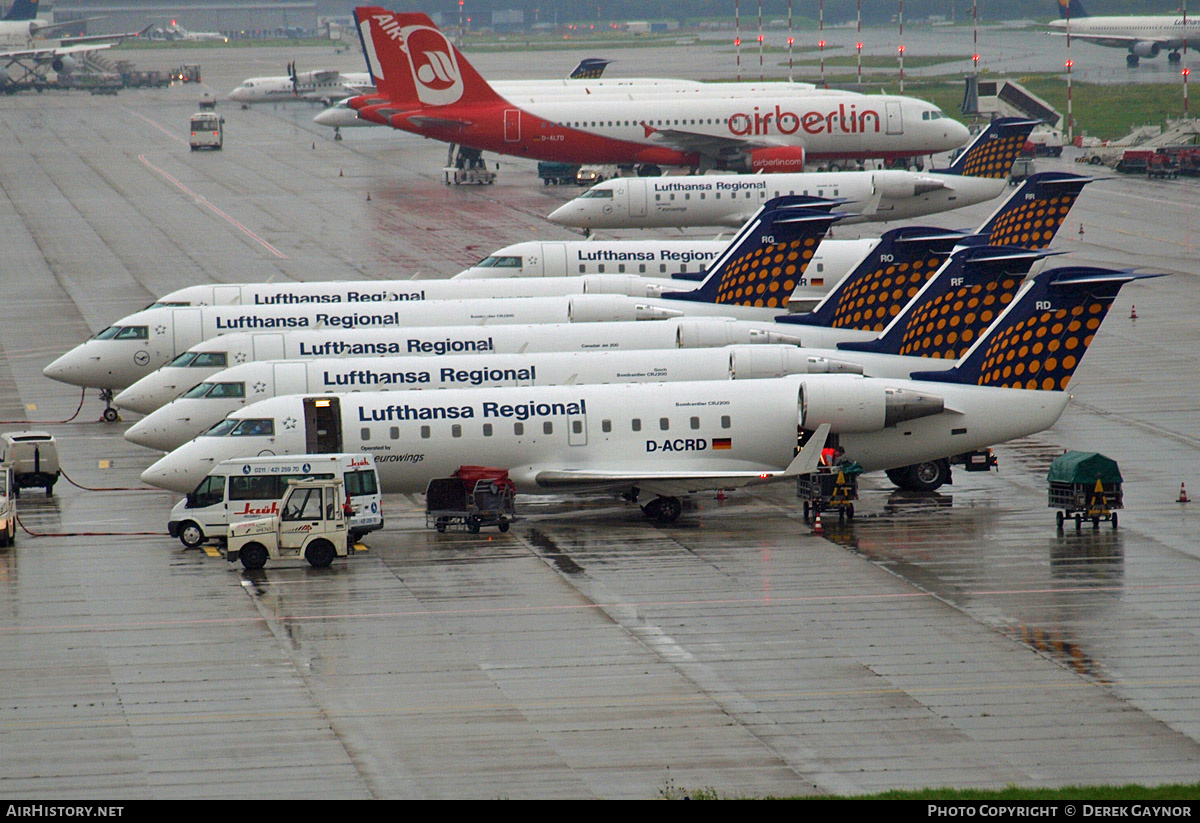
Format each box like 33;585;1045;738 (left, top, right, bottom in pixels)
142;452;207;494
227;87;247;101
313;108;340;126
43;350;86;386
124;417;175;452
113;383;169;416
546;203;576;225
948;118;972;148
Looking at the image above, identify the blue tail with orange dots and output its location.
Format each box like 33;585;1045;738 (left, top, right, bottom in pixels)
776;226;968;331
661;199;843;310
2;0;39;21
965;171;1094;250
936;117;1040;179
569;58;612;79
837;246;1055;359
911;268;1162;390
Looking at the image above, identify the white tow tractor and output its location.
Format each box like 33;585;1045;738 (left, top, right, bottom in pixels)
224;478;353;570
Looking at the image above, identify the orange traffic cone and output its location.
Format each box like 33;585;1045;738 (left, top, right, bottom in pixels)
1130;304;1138;320
716;490;726;501
813;512;823;535
1179;483;1190;503
1078;223;1085;236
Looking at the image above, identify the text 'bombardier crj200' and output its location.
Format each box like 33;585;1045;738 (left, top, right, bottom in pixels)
347;7;969;175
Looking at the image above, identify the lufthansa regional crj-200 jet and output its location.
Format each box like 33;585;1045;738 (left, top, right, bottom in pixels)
50;170;1091;424
546;117;1039;230
344;7;969;175
139;267;1156;526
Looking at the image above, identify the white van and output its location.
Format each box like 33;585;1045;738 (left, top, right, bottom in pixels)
0;466;16;547
0;431;60;497
189;112;224;150
168;453;382;548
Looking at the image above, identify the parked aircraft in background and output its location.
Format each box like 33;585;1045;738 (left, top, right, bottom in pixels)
138;268;1152;520
347;7;969;175
150;22;227;43
546;117;1038;230
0;0;148;82
1049;0;1200;66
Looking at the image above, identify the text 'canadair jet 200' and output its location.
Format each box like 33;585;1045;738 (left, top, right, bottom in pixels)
347;7;969;174
547;117;1039;230
140;268;1156;521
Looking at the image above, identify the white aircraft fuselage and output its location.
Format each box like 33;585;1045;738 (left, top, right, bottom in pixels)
110;319;808;414
548;171;1006;230
139;376;1070;497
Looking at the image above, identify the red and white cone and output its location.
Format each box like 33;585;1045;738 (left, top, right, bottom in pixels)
1130;304;1138;320
1179;483;1190;503
813;512;823;535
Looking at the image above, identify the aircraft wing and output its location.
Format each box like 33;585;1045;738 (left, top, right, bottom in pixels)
532;423;830;497
0;41;112;62
408;115;473;130
61;23;153;47
639;121;779;161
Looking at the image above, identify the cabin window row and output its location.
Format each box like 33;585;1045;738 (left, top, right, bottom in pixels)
578;262;706;274
369;415;734;441
654;188;839;202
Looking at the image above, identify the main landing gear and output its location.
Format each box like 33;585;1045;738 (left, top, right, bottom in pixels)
641;495;683;524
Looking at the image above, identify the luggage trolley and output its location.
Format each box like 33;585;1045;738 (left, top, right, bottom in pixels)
425;466;516;534
1047;451;1124;531
797;462;861;524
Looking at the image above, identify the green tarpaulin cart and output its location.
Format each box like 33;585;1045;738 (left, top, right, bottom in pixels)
1047;451;1124;530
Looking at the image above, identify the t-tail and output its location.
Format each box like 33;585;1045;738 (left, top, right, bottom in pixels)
776;226;968;331
354;7;509;109
660;200;842;309
837;246;1054;358
3;0;39;21
911;267;1161;390
936;117;1039;179
569;58;611;79
966;171;1093;250
1058;0;1087;20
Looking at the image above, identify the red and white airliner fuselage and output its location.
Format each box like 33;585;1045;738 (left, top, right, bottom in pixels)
350;8;969;172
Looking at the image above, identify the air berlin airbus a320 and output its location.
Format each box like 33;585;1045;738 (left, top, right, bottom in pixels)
347;7;970;174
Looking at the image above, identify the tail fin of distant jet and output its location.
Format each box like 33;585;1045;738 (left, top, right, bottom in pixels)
911;267;1160;390
777;226;968;331
937;117;1039;179
354;7;509;108
837;246;1053;358
3;0;39;21
968;171;1093;249
1058;0;1087;19
570;58;611;79
661;199;842;309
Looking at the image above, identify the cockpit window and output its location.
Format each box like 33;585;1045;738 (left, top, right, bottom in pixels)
114;326;149;340
208;382;245;398
191;352;228;368
93;326;121;340
921;110;945;121
204;419;239;437
168;352;198;367
145;300;190;310
475;255;523;268
580;188;614;199
231;418;274;437
182;382;215;399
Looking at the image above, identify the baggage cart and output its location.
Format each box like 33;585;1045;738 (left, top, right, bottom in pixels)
797;463;860;523
1047;451;1123;530
426;466;516;534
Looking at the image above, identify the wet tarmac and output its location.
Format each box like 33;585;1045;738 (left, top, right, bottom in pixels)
0;44;1198;799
